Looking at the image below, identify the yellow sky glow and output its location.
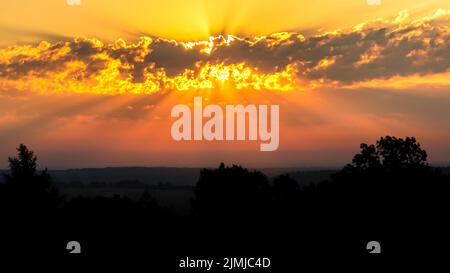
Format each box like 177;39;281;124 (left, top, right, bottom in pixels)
1;0;449;45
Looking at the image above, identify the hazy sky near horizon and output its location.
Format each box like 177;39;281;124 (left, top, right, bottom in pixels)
0;1;449;168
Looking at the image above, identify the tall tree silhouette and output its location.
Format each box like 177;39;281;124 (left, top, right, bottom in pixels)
1;144;60;211
348;136;428;172
313;136;449;230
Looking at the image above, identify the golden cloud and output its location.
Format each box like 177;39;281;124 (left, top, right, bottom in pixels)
0;9;449;95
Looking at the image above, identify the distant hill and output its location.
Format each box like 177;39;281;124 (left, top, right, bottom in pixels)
0;167;201;186
0;166;338;186
1;166;446;187
284;169;338;187
49;167;202;186
440;167;450;174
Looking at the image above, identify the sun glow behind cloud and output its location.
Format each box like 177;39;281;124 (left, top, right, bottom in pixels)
0;9;449;96
1;3;450;168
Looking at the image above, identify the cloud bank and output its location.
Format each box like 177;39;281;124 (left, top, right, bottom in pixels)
0;9;449;94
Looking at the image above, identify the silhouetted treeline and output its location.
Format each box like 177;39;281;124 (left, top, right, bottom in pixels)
1;137;450;258
1;138;450;219
0;145;164;216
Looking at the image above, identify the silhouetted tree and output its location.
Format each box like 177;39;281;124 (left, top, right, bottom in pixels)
0;144;61;211
336;136;433;189
346;136;428;172
311;136;450;230
192;163;271;220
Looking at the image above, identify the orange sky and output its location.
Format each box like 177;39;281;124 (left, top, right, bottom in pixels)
0;1;449;168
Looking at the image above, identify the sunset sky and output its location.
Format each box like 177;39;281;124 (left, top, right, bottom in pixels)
0;0;449;168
